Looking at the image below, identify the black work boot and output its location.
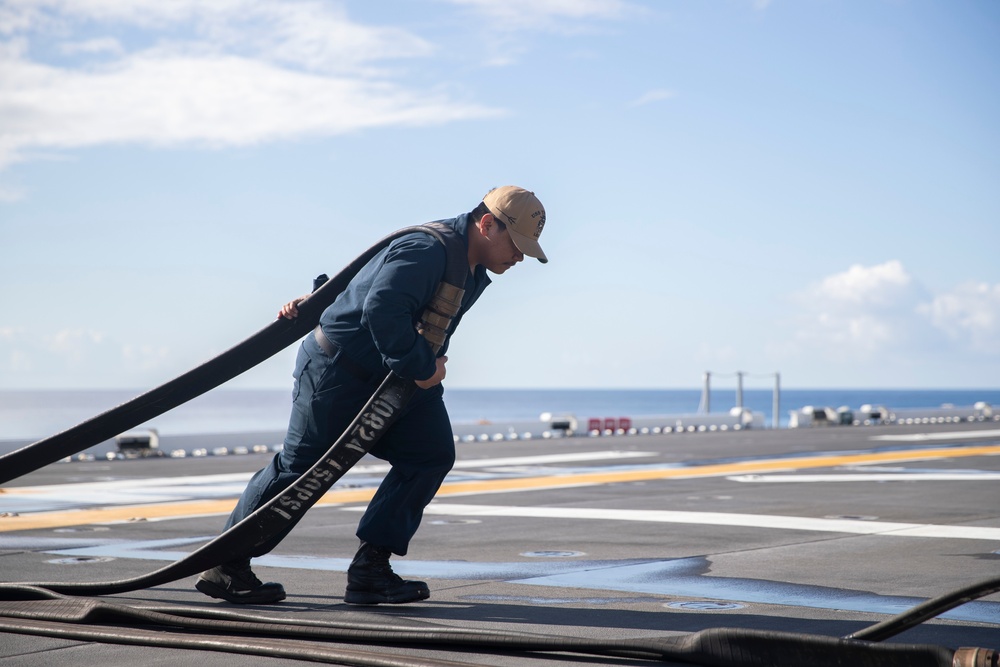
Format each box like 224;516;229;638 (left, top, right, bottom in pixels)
344;542;429;605
195;560;286;604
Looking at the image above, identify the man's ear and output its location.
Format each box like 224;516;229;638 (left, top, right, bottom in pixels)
476;212;495;236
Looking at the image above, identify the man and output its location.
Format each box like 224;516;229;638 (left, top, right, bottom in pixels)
196;186;548;605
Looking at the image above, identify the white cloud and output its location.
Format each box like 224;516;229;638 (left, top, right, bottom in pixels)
8;0;436;69
0;327;101;379
790;260;931;356
787;260;1000;364
0;326;175;387
0;1;501;170
1;51;497;163
59;37;124;56
813;259;913;306
441;0;637;30
47;329;108;367
918;282;1000;353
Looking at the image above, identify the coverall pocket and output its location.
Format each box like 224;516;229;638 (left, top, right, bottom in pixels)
290;345;311;402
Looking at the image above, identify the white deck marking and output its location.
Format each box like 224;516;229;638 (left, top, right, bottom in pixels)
871;428;1000;442
729;472;1000;482
417;503;1000;541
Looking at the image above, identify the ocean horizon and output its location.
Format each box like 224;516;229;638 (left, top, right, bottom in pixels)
2;387;999;442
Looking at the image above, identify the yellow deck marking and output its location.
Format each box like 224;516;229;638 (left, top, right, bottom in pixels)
2;444;998;532
430;444;1000;496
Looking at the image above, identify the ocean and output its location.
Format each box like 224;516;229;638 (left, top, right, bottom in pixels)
2;387;999;442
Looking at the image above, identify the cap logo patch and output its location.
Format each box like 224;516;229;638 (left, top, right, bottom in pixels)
533;213;545;239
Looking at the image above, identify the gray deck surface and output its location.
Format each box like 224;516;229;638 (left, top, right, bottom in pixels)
2;421;998;665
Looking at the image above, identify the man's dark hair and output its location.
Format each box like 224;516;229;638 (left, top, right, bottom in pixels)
471;201;505;231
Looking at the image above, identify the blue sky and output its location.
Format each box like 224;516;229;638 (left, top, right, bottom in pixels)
1;0;998;391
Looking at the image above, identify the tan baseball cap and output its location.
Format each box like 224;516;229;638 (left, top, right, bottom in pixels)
482;186;548;263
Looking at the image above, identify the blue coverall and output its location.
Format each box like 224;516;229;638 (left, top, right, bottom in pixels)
225;213;490;557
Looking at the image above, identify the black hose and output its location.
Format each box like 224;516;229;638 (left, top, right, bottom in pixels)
0;225;442;485
0;225;465;597
0;616;484;667
10;372;419;596
0;592;983;667
6;581;992;656
847;574;1000;642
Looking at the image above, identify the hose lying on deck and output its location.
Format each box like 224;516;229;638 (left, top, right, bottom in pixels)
846;573;1000;642
0;584;995;667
